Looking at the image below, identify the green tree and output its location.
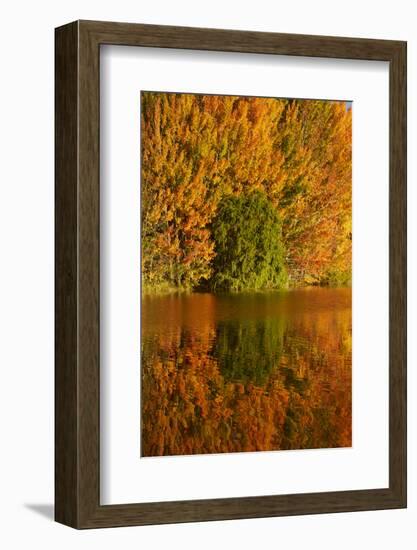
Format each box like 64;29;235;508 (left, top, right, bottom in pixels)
210;191;287;291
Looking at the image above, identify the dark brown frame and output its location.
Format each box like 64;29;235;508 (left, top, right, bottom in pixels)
55;20;407;529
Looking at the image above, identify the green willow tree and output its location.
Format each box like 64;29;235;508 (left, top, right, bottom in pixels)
210;192;287;291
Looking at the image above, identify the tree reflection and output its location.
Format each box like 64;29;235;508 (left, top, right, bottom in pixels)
214;318;285;385
141;291;351;456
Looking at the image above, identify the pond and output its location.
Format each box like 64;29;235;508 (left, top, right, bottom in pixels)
141;287;351;457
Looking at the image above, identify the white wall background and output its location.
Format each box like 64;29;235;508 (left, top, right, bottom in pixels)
0;0;415;547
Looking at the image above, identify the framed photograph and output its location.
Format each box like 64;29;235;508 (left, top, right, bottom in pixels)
55;20;406;528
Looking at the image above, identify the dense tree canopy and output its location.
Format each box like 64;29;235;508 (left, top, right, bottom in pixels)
211;192;287;291
141;92;352;292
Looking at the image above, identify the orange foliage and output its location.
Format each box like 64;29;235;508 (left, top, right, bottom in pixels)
141;93;352;289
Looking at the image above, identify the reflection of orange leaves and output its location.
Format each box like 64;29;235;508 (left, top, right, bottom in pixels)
141;295;352;456
144;349;304;456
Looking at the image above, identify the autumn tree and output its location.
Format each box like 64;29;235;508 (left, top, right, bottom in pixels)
141;92;352;291
275;100;352;283
141;93;218;291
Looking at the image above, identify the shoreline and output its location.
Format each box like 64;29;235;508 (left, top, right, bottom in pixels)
141;283;352;297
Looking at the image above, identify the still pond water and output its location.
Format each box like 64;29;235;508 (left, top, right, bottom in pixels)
141;287;351;457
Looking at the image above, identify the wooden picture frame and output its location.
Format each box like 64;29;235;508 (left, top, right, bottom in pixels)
55;20;407;529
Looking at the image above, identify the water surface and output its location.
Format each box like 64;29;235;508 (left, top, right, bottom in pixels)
141;287;351;457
